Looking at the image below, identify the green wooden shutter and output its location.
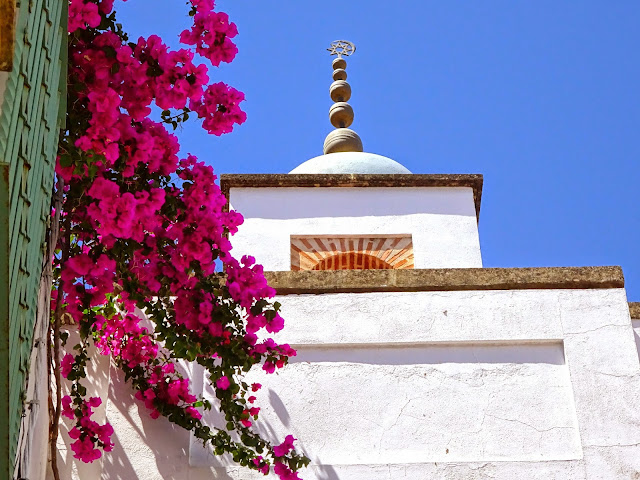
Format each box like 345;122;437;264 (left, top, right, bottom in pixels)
0;0;67;475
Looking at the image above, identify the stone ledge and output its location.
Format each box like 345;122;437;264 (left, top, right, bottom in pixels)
264;266;624;295
630;302;640;319
220;173;483;220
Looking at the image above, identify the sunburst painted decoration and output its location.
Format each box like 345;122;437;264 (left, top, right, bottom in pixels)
291;235;414;271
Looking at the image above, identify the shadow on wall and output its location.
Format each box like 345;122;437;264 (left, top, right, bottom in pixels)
289;341;566;366
100;431;138;480
263;390;343;480
315;465;341;480
230;188;477;220
101;368;191;480
268;389;290;428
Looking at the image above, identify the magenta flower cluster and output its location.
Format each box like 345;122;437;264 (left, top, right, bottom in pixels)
179;10;238;67
56;0;308;477
61;394;114;463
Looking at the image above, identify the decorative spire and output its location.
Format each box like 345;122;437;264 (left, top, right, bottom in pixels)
323;40;363;154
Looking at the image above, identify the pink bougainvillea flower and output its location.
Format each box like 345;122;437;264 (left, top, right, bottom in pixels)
252;456;270;475
190;0;215;13
179;11;238;66
265;313;285;334
61;395;75;420
262;361;275;374
274;461;302;480
71;437;102;463
273;435;296;457
96;422;114;447
190;82;246;135
69;0;101;33
61;354;75;379
186;406;202;420
216;376;230;390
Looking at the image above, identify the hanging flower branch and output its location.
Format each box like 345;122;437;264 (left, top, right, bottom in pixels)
50;1;308;479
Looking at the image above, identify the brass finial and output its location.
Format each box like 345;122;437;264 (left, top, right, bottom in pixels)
323;40;363;154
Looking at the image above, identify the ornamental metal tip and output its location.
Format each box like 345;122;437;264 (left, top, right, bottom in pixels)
327;40;356;58
323;40;362;154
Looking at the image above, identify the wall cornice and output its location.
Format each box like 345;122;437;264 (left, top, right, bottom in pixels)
220;173;483;220
264;266;624;295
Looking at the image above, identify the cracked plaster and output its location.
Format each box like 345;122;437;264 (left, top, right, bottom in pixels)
186;287;640;479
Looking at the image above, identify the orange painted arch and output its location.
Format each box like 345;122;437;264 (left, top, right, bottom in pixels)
290;235;414;271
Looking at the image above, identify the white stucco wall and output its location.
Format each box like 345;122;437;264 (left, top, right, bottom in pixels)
53;334;113;480
194;342;581;466
14;272;57;479
228;187;482;270
54;288;640;480
186;287;640;480
13;291;50;480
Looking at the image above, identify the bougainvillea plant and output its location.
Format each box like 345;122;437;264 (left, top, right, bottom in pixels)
49;1;309;479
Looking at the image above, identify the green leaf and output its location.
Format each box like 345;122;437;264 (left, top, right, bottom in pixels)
59;155;73;167
103;46;117;58
240;434;257;447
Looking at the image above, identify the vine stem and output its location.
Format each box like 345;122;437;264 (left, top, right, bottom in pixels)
48;176;66;480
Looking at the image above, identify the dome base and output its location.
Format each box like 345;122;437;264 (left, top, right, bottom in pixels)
289;152;412;174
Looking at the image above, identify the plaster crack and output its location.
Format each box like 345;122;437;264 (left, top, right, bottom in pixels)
485;413;574;434
585;442;640;448
564;323;619;336
425;313;438;334
585;369;638;379
390;397;420;430
377;396;420;454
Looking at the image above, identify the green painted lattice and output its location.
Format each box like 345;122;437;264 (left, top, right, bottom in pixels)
0;0;67;475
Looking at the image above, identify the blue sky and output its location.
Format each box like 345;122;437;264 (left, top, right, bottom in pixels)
117;1;640;300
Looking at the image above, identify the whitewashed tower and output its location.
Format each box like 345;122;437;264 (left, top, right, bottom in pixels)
213;41;640;480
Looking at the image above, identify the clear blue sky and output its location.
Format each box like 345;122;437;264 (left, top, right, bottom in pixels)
117;1;640;300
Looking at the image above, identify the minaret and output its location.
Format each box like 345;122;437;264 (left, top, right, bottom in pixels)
323;40;364;154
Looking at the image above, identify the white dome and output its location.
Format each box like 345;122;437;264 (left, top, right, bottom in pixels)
289;152;411;174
